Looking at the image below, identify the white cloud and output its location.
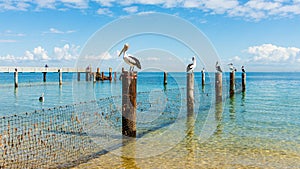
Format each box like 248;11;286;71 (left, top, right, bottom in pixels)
84;51;113;60
53;44;80;60
44;28;77;34
93;0;116;7
1;0;300;20
35;0;56;9
247;44;300;63
0;44;80;61
33;46;49;60
97;8;113;16
123;6;138;13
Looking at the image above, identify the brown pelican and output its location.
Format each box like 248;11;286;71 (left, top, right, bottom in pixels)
118;43;141;71
215;61;222;73
186;56;196;73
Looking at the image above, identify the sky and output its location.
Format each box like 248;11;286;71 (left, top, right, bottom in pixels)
0;0;300;72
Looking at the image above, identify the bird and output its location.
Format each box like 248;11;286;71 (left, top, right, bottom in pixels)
241;66;246;73
118;43;141;71
215;61;222;73
186;56;196;73
228;63;237;72
39;93;44;102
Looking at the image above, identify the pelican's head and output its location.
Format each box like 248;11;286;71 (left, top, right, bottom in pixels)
228;63;233;66
119;43;129;57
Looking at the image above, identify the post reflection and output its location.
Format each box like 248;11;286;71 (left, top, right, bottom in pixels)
229;95;236;121
122;137;139;169
186;110;195;167
215;100;223;136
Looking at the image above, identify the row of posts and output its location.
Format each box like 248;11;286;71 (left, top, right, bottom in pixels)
121;70;246;138
13;68;116;88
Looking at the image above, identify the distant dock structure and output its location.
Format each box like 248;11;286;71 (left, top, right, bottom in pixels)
0;66;116;87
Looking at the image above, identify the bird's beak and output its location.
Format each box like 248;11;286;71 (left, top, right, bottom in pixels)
118;47;125;57
118;45;128;57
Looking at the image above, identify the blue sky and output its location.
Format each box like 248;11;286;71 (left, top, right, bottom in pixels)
1;0;300;72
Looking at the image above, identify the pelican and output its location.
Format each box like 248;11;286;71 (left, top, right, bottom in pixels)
118;43;141;71
241;66;246;73
228;63;236;72
215;61;222;73
39;93;44;102
186;56;196;73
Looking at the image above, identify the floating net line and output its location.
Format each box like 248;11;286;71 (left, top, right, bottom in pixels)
0;81;243;168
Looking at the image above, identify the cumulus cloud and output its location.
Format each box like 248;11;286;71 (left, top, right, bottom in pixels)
54;44;80;60
247;44;300;63
123;6;138;13
97;8;113;16
0;44;80;61
1;0;300;21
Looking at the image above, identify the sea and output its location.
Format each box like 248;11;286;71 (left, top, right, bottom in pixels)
0;72;300;168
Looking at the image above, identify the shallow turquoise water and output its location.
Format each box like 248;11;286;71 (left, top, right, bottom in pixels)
1;72;300;168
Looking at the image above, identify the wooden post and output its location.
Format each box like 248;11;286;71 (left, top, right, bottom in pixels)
215;72;222;103
85;71;89;81
14;68;18;88
242;72;246;92
230;72;235;97
77;72;80;81
202;71;205;86
93;72;96;83
114;72;117;81
122;71;137;137
163;72;167;85
109;68;112;81
43;72;47;82
101;72;104;80
187;73;194;116
58;69;62;85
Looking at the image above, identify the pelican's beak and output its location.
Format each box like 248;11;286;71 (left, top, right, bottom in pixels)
118;44;129;57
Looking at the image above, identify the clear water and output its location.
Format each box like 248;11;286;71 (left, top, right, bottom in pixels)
1;72;300;168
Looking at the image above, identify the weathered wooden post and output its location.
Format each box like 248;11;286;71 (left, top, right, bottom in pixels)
215;72;222;103
101;72;104;81
109;68;112;81
187;73;194;116
122;70;137;137
201;70;205;86
14;68;18;88
163;72;167;85
77;72;80;81
43;72;47;82
85;69;89;81
114;72;117;81
58;69;62;85
230;71;235;97
242;72;246;92
93;72;96;83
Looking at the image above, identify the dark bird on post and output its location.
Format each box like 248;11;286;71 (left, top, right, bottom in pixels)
241;66;245;73
186;56;196;73
118;43;141;71
215;61;222;73
228;63;237;72
39;93;44;102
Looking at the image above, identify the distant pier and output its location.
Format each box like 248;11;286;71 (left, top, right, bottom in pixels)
0;66;116;87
